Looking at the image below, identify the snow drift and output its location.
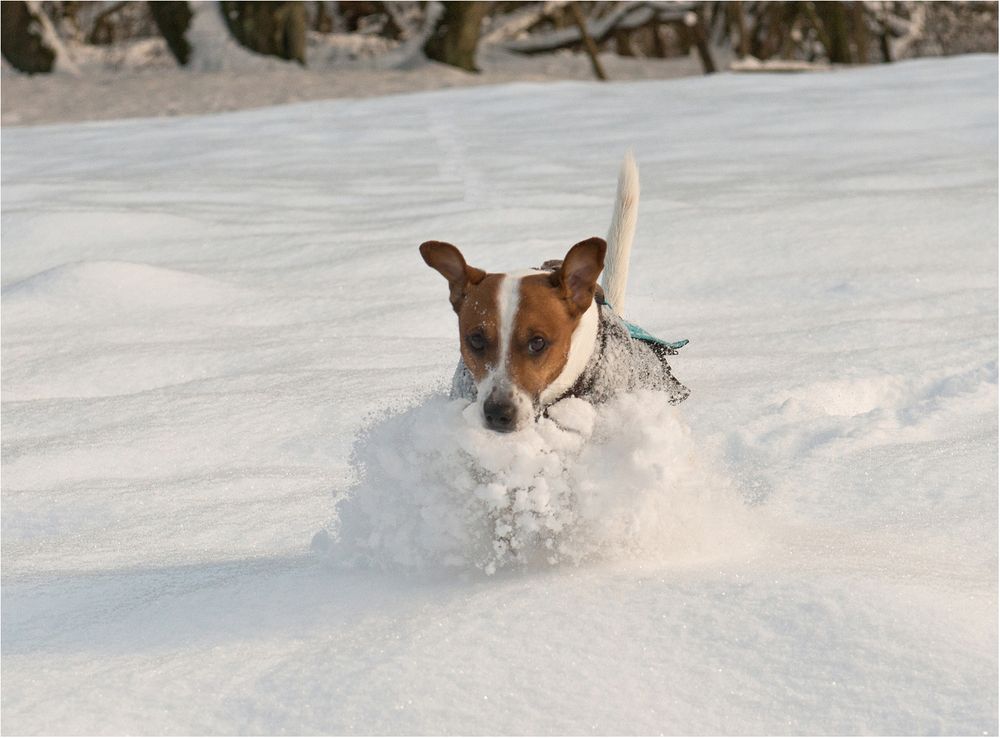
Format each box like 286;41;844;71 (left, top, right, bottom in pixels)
332;391;756;574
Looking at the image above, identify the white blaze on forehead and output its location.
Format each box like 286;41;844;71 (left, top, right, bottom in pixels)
476;271;537;427
494;275;515;377
495;271;534;374
481;270;538;382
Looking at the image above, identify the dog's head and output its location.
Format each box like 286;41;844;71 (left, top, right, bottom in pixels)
421;238;606;432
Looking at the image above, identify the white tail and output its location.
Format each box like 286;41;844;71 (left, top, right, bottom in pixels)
602;151;639;317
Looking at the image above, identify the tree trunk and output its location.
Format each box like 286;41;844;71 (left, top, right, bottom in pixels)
148;1;193;65
1;1;56;73
777;2;803;58
759;2;786;60
279;2;307;64
850;1;870;64
813;1;854;63
727;0;749;58
647;18;668;58
879;29;892;63
685;10;716;74
424;1;490;73
220;1;307;65
614;28;634;57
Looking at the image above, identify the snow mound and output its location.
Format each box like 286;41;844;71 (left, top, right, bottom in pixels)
329;391;757;575
2;260;239;313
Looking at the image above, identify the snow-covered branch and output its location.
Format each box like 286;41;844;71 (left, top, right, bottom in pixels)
502;1;696;55
24;0;79;75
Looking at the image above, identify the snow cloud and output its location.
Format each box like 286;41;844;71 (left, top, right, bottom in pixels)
330;390;757;574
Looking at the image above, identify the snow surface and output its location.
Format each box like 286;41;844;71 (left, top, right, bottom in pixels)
0;43;713;126
2;55;997;734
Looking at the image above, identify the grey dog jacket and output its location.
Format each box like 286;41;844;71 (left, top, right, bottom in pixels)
450;301;690;407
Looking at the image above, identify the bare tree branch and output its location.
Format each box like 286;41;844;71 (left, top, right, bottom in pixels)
503;1;695;56
482;1;570;44
568;1;607;79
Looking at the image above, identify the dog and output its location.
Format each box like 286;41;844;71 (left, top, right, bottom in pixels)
420;152;689;433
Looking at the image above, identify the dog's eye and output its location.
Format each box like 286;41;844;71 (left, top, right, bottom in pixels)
466;332;487;352
528;336;547;354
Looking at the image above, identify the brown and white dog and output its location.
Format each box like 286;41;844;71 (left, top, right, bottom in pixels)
420;153;689;432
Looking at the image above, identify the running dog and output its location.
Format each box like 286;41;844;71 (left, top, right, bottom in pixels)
420;152;689;432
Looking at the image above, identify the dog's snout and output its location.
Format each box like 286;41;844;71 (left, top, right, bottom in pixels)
483;398;517;432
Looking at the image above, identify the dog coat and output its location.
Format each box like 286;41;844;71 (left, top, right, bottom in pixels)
450;301;690;408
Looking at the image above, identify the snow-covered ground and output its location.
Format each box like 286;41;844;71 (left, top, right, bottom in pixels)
2;55;997;734
1;41;712;126
1;2;726;127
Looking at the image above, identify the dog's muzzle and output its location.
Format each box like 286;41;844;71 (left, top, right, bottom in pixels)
482;396;518;433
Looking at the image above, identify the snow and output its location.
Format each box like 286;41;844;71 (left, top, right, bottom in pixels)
2;55;997;734
184;0;286;72
334;392;750;575
0;42;713;126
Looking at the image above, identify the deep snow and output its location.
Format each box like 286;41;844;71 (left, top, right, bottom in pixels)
2;55;997;734
332;391;753;575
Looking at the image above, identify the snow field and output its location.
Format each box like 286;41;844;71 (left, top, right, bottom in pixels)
1;55;997;734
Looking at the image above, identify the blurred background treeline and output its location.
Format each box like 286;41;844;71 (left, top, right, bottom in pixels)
3;1;996;74
2;2;996;125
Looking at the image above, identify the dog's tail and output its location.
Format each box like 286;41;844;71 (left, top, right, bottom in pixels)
602;150;639;317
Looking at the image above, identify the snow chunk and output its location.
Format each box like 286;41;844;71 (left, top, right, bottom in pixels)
330;390;755;574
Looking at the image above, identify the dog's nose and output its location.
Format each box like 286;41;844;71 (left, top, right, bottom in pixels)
483;398;516;432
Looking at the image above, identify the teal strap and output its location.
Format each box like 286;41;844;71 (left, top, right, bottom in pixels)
624;320;689;350
598;298;688;350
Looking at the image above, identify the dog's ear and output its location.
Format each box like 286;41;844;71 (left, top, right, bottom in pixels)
550;237;606;315
419;241;487;312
